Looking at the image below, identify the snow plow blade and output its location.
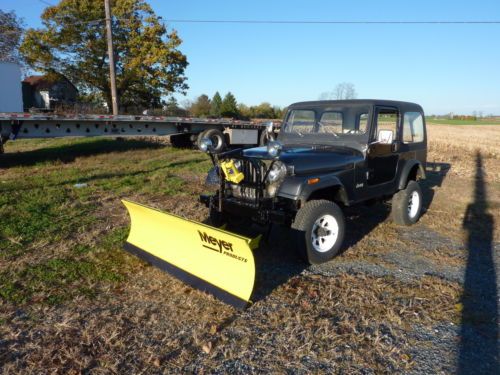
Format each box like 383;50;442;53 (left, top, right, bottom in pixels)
122;200;259;308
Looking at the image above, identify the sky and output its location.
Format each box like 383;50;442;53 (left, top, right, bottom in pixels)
1;0;500;114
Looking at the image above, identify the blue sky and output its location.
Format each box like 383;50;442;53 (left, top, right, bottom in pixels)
2;0;500;114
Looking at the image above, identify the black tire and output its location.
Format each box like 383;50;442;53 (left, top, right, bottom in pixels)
291;200;345;264
203;128;226;153
391;180;423;225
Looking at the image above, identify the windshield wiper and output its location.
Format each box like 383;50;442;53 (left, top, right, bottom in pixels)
317;121;339;137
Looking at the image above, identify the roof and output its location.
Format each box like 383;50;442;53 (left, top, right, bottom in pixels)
289;99;423;112
22;74;77;91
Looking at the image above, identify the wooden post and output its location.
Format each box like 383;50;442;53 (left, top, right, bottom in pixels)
104;0;119;115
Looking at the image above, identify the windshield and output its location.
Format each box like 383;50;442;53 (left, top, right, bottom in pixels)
280;106;370;145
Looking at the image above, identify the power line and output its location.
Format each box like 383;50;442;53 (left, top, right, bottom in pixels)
37;0;54;6
162;19;500;25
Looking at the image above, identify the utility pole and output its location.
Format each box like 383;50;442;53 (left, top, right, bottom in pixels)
104;0;118;115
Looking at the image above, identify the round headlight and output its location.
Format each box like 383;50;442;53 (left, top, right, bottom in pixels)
199;138;213;152
267;140;283;157
268;161;287;183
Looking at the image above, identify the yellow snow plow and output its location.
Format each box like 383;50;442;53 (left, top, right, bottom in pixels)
122;200;260;308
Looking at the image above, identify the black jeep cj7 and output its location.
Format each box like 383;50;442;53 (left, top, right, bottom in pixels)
200;100;427;264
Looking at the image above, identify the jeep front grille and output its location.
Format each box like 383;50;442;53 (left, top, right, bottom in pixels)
224;158;266;204
240;159;266;186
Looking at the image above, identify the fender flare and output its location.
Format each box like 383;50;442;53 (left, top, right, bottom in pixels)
278;175;349;205
398;160;426;190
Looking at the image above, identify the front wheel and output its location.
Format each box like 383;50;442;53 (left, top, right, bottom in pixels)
391;180;423;225
291;200;345;264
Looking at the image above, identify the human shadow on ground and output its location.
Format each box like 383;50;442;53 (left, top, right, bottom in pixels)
0;138;163;168
458;152;498;374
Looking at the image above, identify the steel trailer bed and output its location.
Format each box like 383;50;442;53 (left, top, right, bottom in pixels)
0;113;266;153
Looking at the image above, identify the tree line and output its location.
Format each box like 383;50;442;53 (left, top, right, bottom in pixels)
174;92;285;120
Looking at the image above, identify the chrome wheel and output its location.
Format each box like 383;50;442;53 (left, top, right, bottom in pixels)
311;214;339;253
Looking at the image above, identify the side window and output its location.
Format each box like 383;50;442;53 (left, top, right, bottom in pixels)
403;112;424;143
358;113;368;133
375;109;398;144
319;111;343;133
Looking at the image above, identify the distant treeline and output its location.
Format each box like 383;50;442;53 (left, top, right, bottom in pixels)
177;92;285;120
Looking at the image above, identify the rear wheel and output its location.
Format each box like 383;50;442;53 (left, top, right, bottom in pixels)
391;180;423;225
291;200;345;264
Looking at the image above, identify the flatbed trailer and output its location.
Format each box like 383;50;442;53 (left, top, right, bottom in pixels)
0;113;271;153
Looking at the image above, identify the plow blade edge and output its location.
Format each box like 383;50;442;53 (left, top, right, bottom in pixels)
122;200;258;308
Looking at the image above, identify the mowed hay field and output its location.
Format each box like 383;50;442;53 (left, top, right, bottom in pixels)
0;124;499;374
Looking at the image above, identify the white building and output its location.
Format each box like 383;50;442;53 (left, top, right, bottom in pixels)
0;61;23;112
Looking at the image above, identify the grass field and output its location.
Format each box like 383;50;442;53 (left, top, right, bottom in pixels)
426;118;500;126
1;125;499;373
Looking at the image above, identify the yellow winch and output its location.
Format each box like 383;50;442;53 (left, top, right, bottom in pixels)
220;159;245;184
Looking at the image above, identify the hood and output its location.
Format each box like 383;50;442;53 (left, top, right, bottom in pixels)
242;145;363;175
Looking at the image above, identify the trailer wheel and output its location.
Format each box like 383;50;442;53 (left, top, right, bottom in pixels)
203;128;226;153
292;200;345;264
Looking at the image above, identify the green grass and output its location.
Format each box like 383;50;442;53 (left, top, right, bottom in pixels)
426;118;500;126
0;227;132;305
0;137;210;306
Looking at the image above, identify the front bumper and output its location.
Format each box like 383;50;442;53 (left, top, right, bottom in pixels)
200;194;297;225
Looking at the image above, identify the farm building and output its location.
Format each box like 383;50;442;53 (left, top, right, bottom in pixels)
22;74;78;110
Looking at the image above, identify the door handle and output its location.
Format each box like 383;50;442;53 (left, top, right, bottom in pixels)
391;141;401;153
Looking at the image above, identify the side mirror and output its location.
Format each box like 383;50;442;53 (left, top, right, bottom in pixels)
265;121;274;134
264;121;275;142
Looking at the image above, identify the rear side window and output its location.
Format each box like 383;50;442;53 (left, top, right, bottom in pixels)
285;110;316;133
319;111;343;133
403;112;424;143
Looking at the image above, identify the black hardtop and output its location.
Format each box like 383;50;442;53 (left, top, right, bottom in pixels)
289;99;424;113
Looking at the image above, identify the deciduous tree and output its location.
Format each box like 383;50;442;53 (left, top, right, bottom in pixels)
20;0;188;111
0;10;23;63
320;82;357;100
190;94;211;117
